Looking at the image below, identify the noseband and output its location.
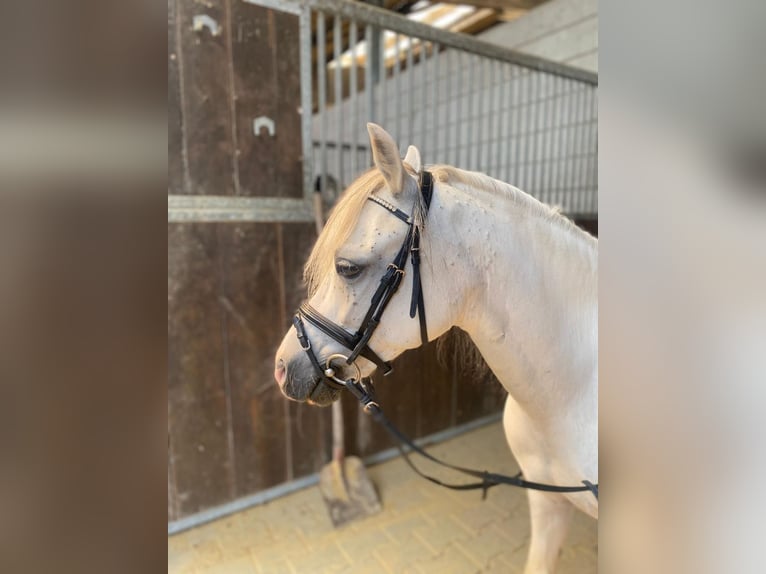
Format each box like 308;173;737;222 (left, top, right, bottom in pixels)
293;171;434;390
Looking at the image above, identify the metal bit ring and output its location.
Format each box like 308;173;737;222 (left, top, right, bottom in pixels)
324;353;362;385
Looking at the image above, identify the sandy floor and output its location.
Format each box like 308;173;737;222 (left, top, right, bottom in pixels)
169;421;597;573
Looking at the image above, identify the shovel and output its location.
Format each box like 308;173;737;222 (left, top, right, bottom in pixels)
313;180;381;527
318;398;381;527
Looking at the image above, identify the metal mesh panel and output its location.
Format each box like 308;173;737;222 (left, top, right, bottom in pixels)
309;7;597;215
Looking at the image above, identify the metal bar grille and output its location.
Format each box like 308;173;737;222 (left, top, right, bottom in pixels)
281;0;597;84
307;9;598;215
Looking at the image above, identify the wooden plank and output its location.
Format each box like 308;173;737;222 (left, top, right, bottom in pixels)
433;328;506;426
417;342;454;437
230;5;303;198
455;365;506;425
218;222;289;494
272;11;305;198
168;441;177;522
356;348;424;457
279;222;317;314
289;401;332;477
280;222;334;477
168;223;233;516
169;394;233;516
168;0;185;194
177;0;235;195
230;3;275;197
168;224;229;405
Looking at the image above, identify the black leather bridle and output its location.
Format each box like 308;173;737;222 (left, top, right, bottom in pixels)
290;169;599;500
292;170;434;391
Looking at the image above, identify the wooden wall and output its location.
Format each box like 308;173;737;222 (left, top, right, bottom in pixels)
168;0;508;523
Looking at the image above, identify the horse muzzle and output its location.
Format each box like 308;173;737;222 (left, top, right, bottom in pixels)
275;350;357;406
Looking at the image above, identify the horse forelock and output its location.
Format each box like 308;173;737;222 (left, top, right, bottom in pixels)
305;168;381;295
304;165;428;296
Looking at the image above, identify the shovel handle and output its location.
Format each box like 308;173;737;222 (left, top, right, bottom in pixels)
332;399;345;462
313;185;324;236
315;178;344;463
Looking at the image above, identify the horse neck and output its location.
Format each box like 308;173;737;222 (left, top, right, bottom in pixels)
426;179;598;412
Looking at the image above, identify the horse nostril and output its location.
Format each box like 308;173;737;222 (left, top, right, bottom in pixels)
274;358;286;385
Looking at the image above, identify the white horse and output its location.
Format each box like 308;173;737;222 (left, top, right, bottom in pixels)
275;123;597;574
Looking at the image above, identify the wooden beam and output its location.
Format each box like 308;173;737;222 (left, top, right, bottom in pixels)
449;7;499;35
498;8;528;22
438;0;548;10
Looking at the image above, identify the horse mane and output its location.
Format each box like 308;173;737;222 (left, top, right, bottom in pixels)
427;165;594;380
429;165;595;242
436;326;493;382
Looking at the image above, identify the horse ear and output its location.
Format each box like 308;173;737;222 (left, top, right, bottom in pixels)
404;145;421;175
367;123;405;195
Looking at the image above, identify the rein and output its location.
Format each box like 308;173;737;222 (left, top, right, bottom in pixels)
293;170;598;501
344;376;599;500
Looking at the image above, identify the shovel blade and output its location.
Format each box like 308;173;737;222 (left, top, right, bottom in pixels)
319;456;381;528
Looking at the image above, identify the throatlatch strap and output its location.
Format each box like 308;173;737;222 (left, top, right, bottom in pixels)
409;171;434;345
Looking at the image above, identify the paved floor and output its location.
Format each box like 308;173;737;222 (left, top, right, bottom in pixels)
168;421;597;573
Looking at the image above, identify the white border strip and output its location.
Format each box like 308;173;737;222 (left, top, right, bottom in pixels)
243;0;302;15
168;196;314;223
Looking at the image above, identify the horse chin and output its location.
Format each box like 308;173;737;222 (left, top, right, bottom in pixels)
307;380;341;407
280;370;341;406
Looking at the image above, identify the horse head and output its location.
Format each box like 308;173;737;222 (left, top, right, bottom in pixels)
274;124;450;406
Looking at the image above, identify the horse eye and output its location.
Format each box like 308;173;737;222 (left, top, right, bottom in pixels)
335;259;362;278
